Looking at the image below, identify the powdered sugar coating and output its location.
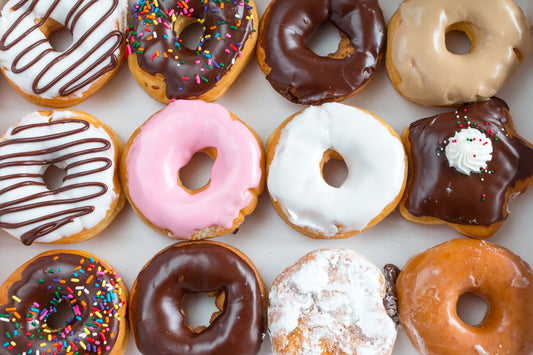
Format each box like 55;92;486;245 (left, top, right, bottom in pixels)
268;248;396;355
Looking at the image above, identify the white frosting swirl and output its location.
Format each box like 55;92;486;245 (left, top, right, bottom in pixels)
445;128;493;175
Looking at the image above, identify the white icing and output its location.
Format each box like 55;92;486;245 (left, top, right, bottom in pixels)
445;128;493;175
0;110;117;243
0;0;127;99
268;249;397;355
267;103;406;237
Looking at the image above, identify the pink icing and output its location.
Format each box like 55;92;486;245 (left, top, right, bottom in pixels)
125;100;263;239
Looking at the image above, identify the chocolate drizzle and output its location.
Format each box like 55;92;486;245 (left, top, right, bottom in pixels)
0;118;113;245
130;242;265;355
259;0;386;105
0;252;126;355
0;0;123;97
404;98;533;227
127;0;255;99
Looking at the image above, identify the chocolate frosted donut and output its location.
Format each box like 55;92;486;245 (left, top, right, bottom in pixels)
126;0;258;103
129;241;266;355
257;0;386;105
0;250;128;355
400;97;533;238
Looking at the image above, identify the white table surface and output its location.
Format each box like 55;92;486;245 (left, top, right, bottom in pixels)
1;0;533;354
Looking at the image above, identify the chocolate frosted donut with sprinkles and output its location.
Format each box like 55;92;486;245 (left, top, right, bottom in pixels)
0;110;124;246
126;0;258;103
0;250;128;355
0;0;128;108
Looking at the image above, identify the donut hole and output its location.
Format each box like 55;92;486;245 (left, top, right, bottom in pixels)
45;300;75;331
306;21;352;58
178;149;216;194
320;149;348;188
175;17;205;51
48;26;74;52
43;164;67;191
181;290;224;333
445;23;472;55
456;292;489;326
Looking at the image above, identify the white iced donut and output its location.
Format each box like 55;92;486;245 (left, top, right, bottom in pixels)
0;0;127;107
266;103;407;239
268;248;397;355
0;110;124;245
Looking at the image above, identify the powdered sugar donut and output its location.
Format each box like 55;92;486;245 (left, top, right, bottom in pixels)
0;0;127;107
266;103;406;239
268;248;397;354
121;100;264;240
0;110;124;245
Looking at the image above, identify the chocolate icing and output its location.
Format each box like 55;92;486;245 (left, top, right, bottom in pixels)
0;119;113;245
405;98;533;227
0;0;123;97
130;242;265;355
383;263;400;326
259;0;385;105
127;0;255;100
0;252;126;355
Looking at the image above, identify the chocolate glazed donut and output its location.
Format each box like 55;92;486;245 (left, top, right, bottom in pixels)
129;241;266;355
257;0;386;105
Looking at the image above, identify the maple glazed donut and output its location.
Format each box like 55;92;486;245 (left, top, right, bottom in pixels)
0;0;127;108
400;98;533;239
126;0;259;103
129;241;266;355
266;103;406;239
397;238;533;354
0;110;124;246
257;0;386;105
0;249;128;355
268;248;397;355
386;0;531;107
121;100;264;240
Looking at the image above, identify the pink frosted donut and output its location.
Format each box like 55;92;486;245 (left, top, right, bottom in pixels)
121;100;265;240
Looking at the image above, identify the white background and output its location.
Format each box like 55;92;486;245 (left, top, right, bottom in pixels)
0;0;533;354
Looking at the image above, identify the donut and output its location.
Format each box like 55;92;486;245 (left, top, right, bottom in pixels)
0;0;127;108
126;0;259;103
386;0;531;107
257;0;386;105
0;110;124;245
0;249;128;355
266;103;406;239
129;241;266;354
121;100;264;240
399;98;533;239
268;248;397;355
397;238;533;354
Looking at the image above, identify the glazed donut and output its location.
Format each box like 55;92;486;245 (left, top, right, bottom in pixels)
129;241;266;355
0;249;128;355
257;0;386;105
0;0;127;108
0;110;124;245
266;103;406;239
268;248;397;355
126;0;258;103
397;238;533;354
386;0;531;107
399;98;533;239
121;100;264;240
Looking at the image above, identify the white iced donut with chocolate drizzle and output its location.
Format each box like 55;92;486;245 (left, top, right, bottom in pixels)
266;103;407;239
0;0;127;107
0;110;124;245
